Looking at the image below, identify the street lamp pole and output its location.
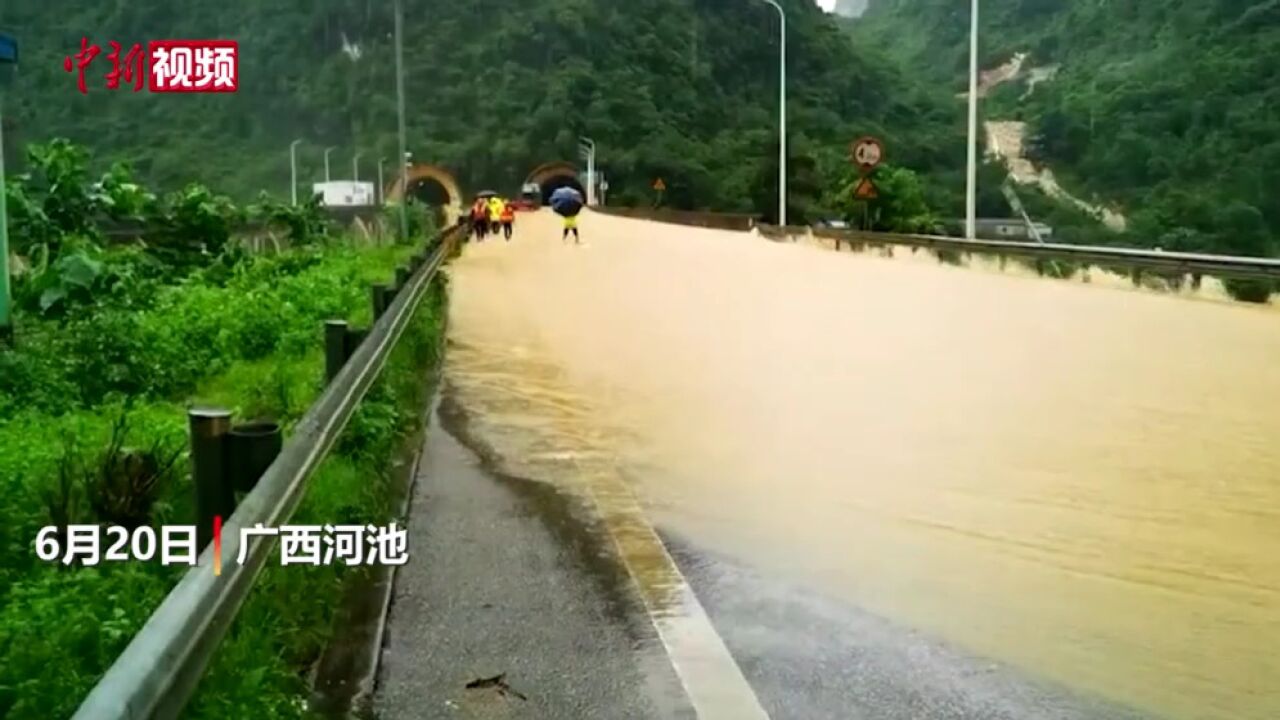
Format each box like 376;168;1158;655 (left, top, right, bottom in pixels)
289;139;302;206
378;157;386;206
324;146;336;183
965;0;980;239
759;0;786;226
394;0;409;240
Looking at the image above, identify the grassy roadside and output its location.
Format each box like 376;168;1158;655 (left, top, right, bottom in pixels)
0;241;446;718
186;277;448;718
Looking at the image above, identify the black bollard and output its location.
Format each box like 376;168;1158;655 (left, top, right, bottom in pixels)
371;283;390;319
325;320;349;384
227;421;283;494
344;327;369;362
189;407;234;550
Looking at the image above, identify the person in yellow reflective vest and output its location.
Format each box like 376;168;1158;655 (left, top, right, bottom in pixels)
562;213;580;244
487;196;504;236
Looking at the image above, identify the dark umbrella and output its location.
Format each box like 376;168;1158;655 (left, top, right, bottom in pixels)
549;187;582;204
551;200;583;218
476;190;498;199
549;187;584;217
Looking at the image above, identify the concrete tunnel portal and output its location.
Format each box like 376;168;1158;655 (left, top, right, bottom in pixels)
381;161;587;225
525;161;585;204
385;163;464;226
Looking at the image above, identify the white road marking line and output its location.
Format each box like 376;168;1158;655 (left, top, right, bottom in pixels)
571;455;772;720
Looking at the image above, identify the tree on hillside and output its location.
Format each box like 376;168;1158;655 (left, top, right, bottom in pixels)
1;0;966;221
828;165;937;233
855;0;1280;255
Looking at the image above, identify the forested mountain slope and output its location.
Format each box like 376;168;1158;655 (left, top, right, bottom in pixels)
854;0;1280;255
0;0;965;222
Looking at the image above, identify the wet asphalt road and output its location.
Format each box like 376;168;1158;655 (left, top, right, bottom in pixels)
374;402;1153;720
663;535;1151;720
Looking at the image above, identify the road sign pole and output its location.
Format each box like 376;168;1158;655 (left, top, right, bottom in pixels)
850;136;883;210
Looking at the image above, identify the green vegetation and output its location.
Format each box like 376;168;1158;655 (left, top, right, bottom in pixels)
0;140;447;718
826;164;940;233
1;0;972;225
4;0;1271;247
854;0;1280;258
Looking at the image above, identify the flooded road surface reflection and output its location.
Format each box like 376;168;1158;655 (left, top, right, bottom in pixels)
445;209;1280;720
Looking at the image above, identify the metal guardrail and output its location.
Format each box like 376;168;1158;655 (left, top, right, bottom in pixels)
594;206;1280;282
789;226;1280;281
71;224;464;720
593;205;762;232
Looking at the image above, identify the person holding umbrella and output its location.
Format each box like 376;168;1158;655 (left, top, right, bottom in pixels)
549;186;584;244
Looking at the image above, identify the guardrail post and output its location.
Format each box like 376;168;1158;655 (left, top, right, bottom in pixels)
227;421;283;495
67;229;459;720
345;327;368;361
371;283;390;319
189;407;233;549
325;320;349;384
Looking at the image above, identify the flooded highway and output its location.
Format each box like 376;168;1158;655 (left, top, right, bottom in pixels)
442;209;1280;720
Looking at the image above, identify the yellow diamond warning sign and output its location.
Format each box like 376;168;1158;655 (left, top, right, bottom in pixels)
853;177;878;200
653;178;667;191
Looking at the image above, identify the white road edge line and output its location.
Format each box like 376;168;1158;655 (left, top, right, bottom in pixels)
572;456;772;720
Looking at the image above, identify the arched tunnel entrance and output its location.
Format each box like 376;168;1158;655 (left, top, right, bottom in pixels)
525;161;585;205
386;164;464;226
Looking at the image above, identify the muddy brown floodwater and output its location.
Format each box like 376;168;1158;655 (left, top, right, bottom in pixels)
444;209;1280;720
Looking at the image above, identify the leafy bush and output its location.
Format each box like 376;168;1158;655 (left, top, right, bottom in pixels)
0;131;451;719
145;184;244;273
0;564;176;719
4;139;336;309
0;243;437;718
381;196;440;243
1223;278;1275;304
828;164;939;233
0;243;412;417
247;193;334;247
